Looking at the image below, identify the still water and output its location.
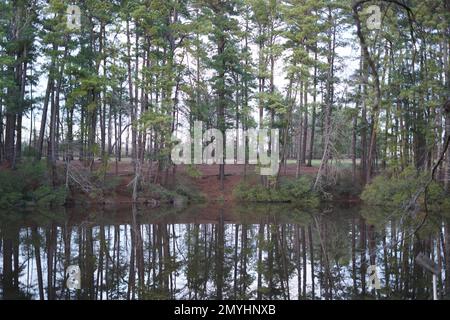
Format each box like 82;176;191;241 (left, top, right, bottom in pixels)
0;203;448;300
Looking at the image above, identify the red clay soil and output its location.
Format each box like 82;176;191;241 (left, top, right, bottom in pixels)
65;160;318;203
177;164;318;201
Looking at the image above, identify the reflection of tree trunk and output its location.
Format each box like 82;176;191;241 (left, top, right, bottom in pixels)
32;226;44;300
162;224;170;296
216;211;225;299
97;224;105;300
308;225;315;299
301;227;307;298
85;226;95;299
186;224;192;299
393;221;399;292
77;226;82;299
233;225;239;299
114;225;120;297
171;224;177;297
2;233;13;299
128;222;136;300
257;222;264;299
412;237;425;299
368;224;376;296
26;229;31;296
324;222;332;300
268;225;274;299
295;225;301;299
161;224;171;297
105;226;110;300
277;224;289;299
240;224;248;297
368;225;376;266
382;230;390;296
63;224;72;299
360;218;367;296
13;231;19;292
437;231;444;299
204;224;211;297
157;224;163;290
131;205;144;298
193;224;200;299
401;228;410;298
146;225;151;289
151;225;157;291
445;220;450;296
351;218;357;295
319;242;323;298
46;225;56;300
314;216;332;299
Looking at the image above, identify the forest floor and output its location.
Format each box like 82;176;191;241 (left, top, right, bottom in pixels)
177;163;319;202
67;159;319;203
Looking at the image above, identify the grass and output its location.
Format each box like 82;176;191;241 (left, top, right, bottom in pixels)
286;158;360;168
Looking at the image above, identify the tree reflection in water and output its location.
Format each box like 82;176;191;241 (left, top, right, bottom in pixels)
0;204;449;300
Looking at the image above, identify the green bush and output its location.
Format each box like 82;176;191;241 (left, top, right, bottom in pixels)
174;183;205;202
101;176;122;194
185;164;202;178
233;176;319;208
361;166;450;213
145;183;178;203
0;160;67;208
143;180;205;204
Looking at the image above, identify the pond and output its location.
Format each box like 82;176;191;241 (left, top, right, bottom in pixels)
0;203;448;300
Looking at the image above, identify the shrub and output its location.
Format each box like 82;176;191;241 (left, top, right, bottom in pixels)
174;183;205;202
101;176;122;194
145;183;178;203
233;175;319;208
185;164;202;178
0;160;67;208
361;166;450;213
142;180;204;204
